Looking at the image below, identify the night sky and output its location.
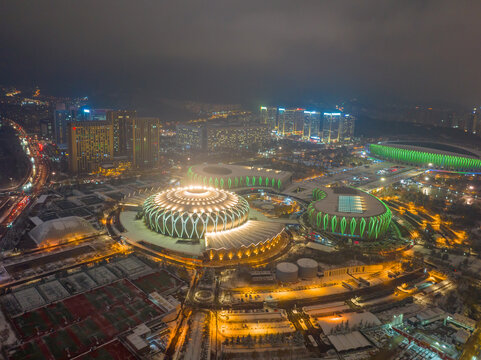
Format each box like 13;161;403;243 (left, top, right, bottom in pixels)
1;1;479;110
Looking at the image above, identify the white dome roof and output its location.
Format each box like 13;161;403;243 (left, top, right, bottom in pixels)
29;216;97;246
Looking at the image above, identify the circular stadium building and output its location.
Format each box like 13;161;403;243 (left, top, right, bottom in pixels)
186;164;293;191
143;186;249;239
119;186;287;265
369;142;481;172
307;187;391;240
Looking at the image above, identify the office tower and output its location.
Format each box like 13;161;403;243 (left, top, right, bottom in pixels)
40;118;54;140
260;106;278;130
322;112;342;143
322;112;356;143
278;108;305;136
54;105;107;148
54;108;76;146
68;121;114;174
107;110;136;157
78;108;109;121
341;113;356;141
206;123;270;152
132;117;160;168
303;111;321;139
176;124;206;150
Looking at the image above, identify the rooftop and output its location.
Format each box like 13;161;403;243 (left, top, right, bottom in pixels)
28;216;98;246
327;331;372;352
317;312;381;335
190;163;292;180
205;220;284;251
313;187;386;218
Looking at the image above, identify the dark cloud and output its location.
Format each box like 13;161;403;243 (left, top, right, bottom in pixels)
0;0;479;109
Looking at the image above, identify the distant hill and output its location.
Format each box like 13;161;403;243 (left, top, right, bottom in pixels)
355;115;481;150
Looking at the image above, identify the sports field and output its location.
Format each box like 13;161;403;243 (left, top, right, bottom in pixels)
8;280;164;360
132;270;179;294
77;340;136;360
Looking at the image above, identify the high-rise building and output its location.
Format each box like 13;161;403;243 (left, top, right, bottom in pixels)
40;118;54;140
54;108;77;146
53;98;89;146
322;112;342;143
341;113;356;141
132;117;160;168
278;108;305;136
322;112;355;143
107;110;136;157
260;106;278;130
206;122;270;152
303;111;321;139
79;108;109;121
176;124;206;150
53;100;104;147
68;121;114;174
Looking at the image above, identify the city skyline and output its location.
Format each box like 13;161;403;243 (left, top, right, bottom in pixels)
0;2;480;360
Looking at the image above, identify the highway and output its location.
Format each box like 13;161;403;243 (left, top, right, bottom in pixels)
0;119;50;245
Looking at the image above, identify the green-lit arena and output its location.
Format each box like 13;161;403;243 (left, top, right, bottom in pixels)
369;142;481;172
186;164;293;191
307;187;392;240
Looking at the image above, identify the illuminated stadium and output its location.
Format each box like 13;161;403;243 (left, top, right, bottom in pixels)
307;187;392;240
369;142;481;172
119;186;287;265
143;186;249;239
187;164;293;191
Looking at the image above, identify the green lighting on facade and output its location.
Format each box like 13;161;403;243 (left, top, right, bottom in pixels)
187;170;284;190
369;144;481;171
307;193;392;240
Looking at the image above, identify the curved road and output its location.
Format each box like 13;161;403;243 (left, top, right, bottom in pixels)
0;119;49;243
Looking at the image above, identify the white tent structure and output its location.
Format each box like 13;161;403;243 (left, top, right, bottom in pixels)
29;216;98;246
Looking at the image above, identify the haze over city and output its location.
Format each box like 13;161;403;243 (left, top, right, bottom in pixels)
0;2;480;360
1;1;481;110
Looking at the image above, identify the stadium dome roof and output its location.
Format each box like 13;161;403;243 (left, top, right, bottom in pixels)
307;187;391;240
143;186;249;239
29;216;97;246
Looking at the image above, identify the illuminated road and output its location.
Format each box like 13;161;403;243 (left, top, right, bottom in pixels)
0;119;49;243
